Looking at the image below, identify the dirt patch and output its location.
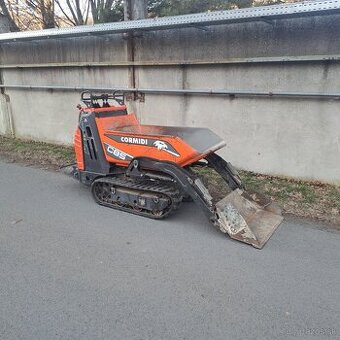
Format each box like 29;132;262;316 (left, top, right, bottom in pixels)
1;135;339;228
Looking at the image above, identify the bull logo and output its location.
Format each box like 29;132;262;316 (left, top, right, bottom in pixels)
153;140;168;151
153;140;180;157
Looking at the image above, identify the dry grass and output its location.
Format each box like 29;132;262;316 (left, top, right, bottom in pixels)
1;135;339;226
241;172;340;226
193;166;340;227
0;135;74;170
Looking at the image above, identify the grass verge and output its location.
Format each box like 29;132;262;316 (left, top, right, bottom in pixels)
0;135;74;169
1;135;339;227
193;166;339;227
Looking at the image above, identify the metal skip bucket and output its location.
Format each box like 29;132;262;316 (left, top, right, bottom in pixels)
215;189;283;249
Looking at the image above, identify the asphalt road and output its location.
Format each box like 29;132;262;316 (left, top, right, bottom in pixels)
0;161;339;340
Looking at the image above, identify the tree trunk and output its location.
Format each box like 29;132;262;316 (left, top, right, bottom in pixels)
124;0;147;21
40;0;55;29
0;0;19;31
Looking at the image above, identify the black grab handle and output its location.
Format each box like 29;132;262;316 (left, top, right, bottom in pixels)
80;91;125;108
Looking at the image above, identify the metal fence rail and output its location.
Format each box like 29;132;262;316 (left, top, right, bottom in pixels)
1;84;339;100
1;54;340;69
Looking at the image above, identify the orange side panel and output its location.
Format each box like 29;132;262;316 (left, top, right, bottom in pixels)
100;132;199;167
96;113;139;131
74;127;85;170
97;129;200;167
95;113;204;167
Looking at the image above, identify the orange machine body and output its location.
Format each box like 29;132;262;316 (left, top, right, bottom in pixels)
73;127;84;171
72;92;283;250
74;104;226;169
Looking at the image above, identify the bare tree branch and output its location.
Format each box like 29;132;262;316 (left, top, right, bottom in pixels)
55;0;76;25
65;0;79;24
74;0;84;24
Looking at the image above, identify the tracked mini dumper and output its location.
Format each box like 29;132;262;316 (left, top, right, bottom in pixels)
73;92;283;249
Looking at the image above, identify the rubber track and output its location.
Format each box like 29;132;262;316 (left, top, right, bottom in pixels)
91;176;183;220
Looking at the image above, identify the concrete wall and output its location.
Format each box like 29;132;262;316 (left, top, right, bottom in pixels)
0;14;340;183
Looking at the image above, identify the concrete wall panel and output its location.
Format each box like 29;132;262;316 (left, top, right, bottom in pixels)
0;13;340;183
0;94;12;135
135;15;340;61
0;35;127;65
6;89;79;144
139;94;340;183
2;67;129;88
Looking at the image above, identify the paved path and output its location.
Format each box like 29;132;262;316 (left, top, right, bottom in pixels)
0;161;339;340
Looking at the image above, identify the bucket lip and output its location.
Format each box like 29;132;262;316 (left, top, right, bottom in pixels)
230;215;284;249
215;189;284;249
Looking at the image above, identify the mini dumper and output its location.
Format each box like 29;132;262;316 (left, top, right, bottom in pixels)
73;91;283;248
